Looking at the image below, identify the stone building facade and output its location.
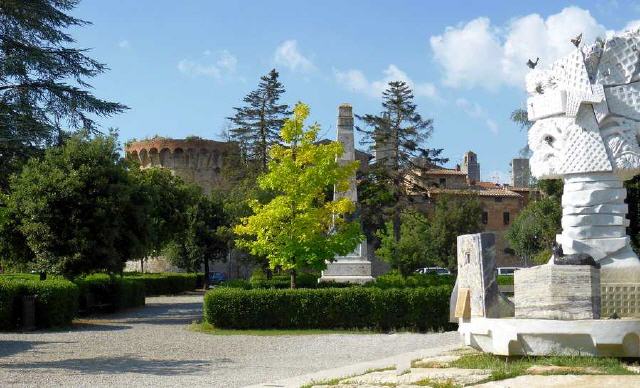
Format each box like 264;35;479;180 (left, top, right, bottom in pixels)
125;137;236;194
417;165;539;267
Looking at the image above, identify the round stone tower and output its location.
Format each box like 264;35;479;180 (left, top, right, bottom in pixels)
125;137;234;194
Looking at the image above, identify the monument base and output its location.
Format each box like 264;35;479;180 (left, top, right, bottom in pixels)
459;317;640;357
515;264;600;320
319;260;373;284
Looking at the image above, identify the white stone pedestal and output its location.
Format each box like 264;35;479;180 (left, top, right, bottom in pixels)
459;317;640;357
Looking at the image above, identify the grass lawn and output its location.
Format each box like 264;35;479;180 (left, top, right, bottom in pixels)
189;321;374;336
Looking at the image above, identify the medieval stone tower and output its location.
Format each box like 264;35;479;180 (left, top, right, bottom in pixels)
462;151;480;183
125;137;235;194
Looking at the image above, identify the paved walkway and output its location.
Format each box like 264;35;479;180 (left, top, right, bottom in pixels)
0;294;461;387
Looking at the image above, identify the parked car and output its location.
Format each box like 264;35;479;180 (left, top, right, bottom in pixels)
497;267;518;276
415;267;451;275
208;271;227;286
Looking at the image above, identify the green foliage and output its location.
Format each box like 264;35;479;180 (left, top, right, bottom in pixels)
497;275;515;286
506;197;561;265
1;133;137;277
0;277;78;330
203;286;454;331
356;81;446;242
0;0;127;190
74;274;145;313
124;272;198;296
228;69;290;171
164;193;229;277
376;210;431;276
369;272;455;288
248;273;319;289
538;179;563;198
234;103;363;285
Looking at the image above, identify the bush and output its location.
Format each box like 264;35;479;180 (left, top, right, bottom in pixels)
0;277;78;330
370;272;455;289
203;285;454;331
249;272;320;289
497;275;514;286
125;273;198;295
74;274;145;314
217;279;252;289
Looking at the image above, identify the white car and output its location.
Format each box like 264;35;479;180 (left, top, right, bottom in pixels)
415;267;451;275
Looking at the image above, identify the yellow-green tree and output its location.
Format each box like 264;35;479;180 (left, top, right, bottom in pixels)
234;103;363;288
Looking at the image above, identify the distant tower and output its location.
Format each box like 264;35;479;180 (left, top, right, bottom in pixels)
511;158;531;187
462;151;480;183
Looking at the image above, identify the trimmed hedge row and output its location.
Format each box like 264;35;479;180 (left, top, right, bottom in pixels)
0;278;79;330
74;274;145;314
249;273;320;289
203;286;454;331
124;273;199;296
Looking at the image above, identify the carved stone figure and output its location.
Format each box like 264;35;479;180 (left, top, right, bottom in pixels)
526;29;640;317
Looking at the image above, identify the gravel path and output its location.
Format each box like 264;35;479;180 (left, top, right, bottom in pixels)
0;294;461;387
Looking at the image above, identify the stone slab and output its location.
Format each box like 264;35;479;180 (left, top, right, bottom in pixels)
459;316;640;357
475;375;640;388
321;261;372;277
515;265;600;320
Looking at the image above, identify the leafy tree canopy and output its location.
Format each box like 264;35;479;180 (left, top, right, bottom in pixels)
234;102;363;287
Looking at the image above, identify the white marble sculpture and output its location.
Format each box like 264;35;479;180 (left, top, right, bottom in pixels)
526;29;640;317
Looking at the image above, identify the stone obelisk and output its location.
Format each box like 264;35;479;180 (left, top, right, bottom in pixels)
320;104;374;284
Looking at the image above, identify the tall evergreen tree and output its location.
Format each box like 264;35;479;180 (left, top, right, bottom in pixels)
357;81;446;242
227;69;290;171
0;0;128;191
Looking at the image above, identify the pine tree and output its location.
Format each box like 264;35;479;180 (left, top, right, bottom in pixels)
0;0;128;191
227;69;290;171
357;81;446;243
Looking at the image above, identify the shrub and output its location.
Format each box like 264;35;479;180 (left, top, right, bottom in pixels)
497;275;514;286
74;274;145;314
217;279;252;289
203;285;454;331
125;273;198;295
370;273;455;289
0;277;78;330
249;272;320;289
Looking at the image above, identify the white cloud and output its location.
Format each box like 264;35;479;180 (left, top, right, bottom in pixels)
177;50;238;80
274;40;315;73
118;40;130;49
430;7;611;90
455;98;499;134
334;64;439;100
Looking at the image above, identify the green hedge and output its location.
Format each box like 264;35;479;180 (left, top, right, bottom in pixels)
124;273;198;295
369;273;455;289
249;272;320;289
0;277;78;330
203;286;454;331
74;274;145;314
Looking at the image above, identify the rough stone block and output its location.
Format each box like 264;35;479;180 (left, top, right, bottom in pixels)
450;233;513;320
515;265;600;320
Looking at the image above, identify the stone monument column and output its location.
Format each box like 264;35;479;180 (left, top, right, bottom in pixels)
319;104;374;284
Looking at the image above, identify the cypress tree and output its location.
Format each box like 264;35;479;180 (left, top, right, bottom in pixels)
227;69;290;171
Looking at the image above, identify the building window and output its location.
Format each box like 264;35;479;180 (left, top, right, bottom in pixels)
482;211;488;225
503;211;510;225
439;177;446;186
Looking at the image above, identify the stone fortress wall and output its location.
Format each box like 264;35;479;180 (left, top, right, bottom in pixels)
125;137;236;194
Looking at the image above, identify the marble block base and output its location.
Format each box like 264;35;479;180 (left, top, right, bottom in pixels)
515;265;600;320
319;260;373;284
459;317;640;357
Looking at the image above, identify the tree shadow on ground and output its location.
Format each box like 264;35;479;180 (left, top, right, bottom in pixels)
7;356;220;375
0;340;75;358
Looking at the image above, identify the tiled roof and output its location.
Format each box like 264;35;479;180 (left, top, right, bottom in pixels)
427;188;523;198
423;168;467;176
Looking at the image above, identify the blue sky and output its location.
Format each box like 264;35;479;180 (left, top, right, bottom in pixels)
70;0;640;183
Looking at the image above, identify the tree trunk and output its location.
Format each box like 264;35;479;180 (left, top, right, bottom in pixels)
290;269;297;289
203;257;210;290
140;257;144;273
392;206;401;243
